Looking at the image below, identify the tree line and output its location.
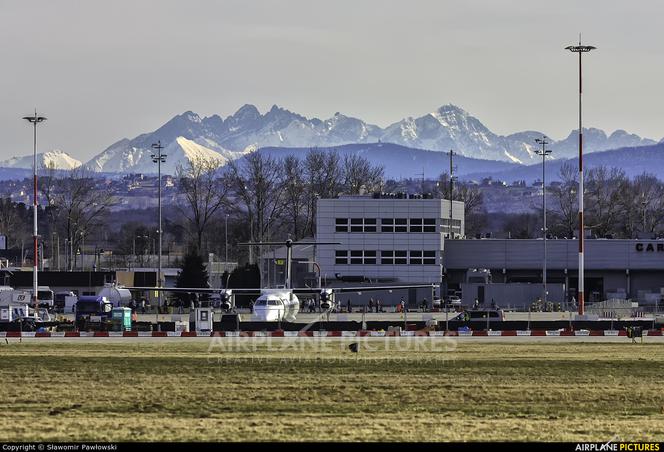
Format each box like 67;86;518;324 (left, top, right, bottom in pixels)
0;155;661;267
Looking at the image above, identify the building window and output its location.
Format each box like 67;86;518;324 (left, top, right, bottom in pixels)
424;218;436;233
350;218;363;232
381;218;394;233
343;250;377;265
395;218;407;233
409;218;422;233
335;218;348;233
394;250;407;264
335;250;348;265
379;250;407;265
336;218;378;233
405;250;437;265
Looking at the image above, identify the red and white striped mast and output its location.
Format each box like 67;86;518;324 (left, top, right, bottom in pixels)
23;110;47;311
565;38;595;316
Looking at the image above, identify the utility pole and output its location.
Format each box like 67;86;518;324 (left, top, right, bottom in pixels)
535;136;552;306
641;194;647;232
151;141;166;320
566;37;596;316
448;150;457;239
22;111;46;310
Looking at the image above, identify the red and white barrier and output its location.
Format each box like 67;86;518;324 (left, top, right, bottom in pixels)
2;329;661;338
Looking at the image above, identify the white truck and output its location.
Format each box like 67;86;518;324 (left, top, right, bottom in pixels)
0;286;55;309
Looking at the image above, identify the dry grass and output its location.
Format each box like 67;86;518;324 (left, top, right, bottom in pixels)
0;338;663;442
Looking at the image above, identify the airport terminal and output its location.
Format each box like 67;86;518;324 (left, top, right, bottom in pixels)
307;194;664;309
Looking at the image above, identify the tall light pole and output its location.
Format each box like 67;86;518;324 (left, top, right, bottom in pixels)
151;141;166;316
566;38;595;316
535;136;552;306
22;111;46;309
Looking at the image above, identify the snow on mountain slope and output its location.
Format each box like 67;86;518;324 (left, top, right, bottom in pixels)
0;149;82;170
85;136;248;174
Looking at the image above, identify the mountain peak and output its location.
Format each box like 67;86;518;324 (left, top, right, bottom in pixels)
436;104;469;116
233;104;261;120
175;110;201;123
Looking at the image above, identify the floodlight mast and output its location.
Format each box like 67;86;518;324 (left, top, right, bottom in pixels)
151;140;166;322
535;136;552;307
22;111;47;310
565;39;596;316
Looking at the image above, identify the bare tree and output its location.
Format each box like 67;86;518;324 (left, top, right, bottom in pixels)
436;173;484;214
621;173;664;236
341;154;384;195
227;153;286;246
549;162;578;238
176;156;229;254
585;166;626;238
52;167;116;269
282;155;306;239
303;149;343;236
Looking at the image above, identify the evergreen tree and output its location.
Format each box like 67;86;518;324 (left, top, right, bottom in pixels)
176;248;209;303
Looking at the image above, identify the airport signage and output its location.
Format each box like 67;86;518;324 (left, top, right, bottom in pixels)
635;242;664;252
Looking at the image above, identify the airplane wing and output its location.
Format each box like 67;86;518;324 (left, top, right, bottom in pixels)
126;287;261;294
291;284;437;294
127;284;437;294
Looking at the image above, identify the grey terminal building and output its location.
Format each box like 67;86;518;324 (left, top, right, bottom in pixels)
314;195;664;308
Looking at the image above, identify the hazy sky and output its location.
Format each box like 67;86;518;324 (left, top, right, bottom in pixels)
1;0;662;161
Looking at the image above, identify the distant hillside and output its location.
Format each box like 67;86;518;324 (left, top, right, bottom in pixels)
463;142;664;183
255;142;519;179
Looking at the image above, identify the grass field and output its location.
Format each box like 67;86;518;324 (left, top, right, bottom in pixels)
1;337;663;442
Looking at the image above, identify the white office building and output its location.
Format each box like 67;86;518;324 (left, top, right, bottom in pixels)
316;194;465;291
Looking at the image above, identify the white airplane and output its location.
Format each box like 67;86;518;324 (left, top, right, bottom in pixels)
130;239;438;322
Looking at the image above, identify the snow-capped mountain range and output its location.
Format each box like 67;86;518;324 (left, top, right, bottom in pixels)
0;149;82;170
1;103;659;174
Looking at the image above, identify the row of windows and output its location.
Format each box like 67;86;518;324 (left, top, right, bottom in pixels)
335;250;437;265
335;218;439;233
440;218;463;230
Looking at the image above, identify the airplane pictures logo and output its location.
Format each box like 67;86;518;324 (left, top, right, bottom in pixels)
575;444;661;451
